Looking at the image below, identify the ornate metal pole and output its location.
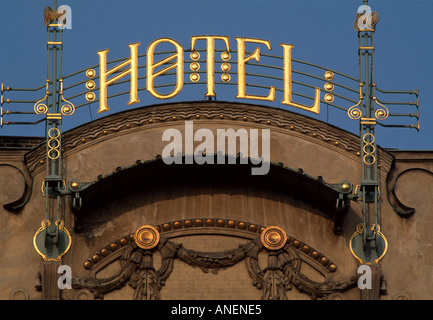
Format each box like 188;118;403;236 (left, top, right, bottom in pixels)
348;0;388;299
33;1;73;299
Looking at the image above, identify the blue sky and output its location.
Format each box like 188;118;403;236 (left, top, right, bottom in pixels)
0;0;431;150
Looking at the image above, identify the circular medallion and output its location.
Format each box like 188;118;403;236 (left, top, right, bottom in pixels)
134;225;160;250
261;226;287;250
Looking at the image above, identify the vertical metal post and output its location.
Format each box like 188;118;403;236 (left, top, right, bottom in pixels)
34;0;72;272
45;0;62;251
349;1;387;267
34;3;73;277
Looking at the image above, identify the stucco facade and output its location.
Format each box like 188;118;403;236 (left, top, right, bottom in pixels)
0;101;431;300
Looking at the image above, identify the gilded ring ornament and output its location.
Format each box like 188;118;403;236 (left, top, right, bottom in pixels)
363;154;376;166
261;226;287;250
48;127;61;138
362;133;375;145
362;133;376;165
47;128;61;160
363;144;375;154
134;225;160;250
48;137;60;149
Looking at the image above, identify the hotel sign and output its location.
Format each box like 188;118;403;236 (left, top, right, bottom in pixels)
89;36;321;115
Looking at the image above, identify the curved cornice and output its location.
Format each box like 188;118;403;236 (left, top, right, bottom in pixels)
24;101;394;175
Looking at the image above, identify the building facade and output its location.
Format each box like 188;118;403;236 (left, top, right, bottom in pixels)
1;101;431;300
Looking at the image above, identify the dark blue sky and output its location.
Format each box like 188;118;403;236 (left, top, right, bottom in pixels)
1;0;431;150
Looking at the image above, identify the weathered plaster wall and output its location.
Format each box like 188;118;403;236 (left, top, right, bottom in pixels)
0;102;430;300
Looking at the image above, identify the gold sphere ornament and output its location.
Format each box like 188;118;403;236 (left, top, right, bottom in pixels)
221;62;231;72
190;51;200;60
340;182;351;191
190;62;200;71
324;93;334;103
324;82;334;91
324;71;334;81
86;69;96;78
221;51;231;61
86;92;95;102
221;73;231;82
190;73;200;82
86;80;96;90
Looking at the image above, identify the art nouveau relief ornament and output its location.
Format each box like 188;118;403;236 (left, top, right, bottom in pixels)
72;220;357;300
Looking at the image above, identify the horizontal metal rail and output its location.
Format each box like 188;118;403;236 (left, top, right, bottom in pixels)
1;49;419;131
